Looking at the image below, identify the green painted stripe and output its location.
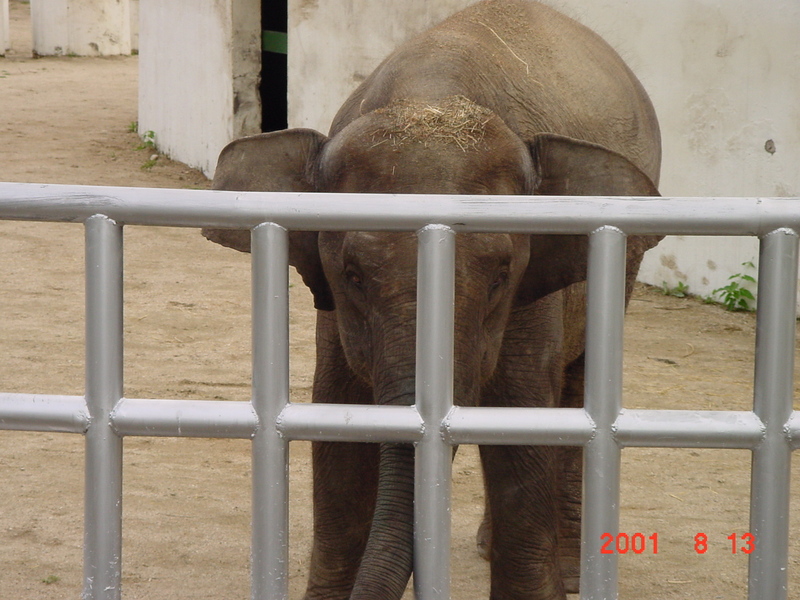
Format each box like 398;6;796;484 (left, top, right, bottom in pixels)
262;30;288;54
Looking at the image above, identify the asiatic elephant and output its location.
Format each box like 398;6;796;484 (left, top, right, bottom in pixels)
203;1;662;598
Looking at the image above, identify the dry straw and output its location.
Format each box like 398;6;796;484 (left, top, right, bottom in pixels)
372;95;494;152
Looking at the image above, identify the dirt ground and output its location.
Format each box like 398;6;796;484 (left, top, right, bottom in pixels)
1;2;799;598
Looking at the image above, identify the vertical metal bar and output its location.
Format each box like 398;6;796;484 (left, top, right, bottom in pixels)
250;223;290;600
748;228;798;600
83;215;124;600
580;226;627;600
414;225;455;600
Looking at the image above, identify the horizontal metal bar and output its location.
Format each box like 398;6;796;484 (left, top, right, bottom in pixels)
614;409;765;448
1;183;800;236
0;391;777;449
110;398;258;438
276;403;425;442
442;406;595;445
785;412;800;450
0;393;90;433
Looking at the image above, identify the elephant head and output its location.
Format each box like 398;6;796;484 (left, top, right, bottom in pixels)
204;96;659;310
203;95;659;600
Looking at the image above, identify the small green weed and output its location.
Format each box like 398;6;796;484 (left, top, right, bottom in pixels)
41;575;60;585
661;280;689;298
141;156;159;171
134;128;159;169
710;261;757;312
136;130;156;151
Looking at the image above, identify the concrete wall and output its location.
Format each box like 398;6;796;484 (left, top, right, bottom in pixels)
137;0;261;176
288;0;473;132
30;0;131;56
545;0;799;307
288;0;799;307
0;0;9;56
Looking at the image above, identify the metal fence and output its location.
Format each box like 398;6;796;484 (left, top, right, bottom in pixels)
0;181;798;600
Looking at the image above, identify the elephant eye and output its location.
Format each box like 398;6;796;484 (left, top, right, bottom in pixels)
489;270;509;294
345;268;364;289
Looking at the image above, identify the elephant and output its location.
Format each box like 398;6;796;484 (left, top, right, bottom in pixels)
202;1;662;599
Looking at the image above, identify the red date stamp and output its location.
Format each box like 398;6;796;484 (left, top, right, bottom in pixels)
600;533;659;554
697;532;756;554
600;532;755;554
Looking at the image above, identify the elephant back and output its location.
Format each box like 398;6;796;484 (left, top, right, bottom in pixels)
331;0;661;185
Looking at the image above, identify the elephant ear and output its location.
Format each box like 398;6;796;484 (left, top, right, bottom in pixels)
202;129;336;311
515;134;662;305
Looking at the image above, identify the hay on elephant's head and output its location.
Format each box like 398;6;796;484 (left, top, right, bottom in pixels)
372;95;494;151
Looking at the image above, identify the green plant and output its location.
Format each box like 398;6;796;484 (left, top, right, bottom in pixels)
136;130;156;151
141;156;158;171
127;121;139;133
661;280;689;298
711;261;757;312
41;575;60;585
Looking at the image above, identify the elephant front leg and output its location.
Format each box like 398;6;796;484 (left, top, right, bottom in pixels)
480;444;567;600
305;440;379;600
304;312;379;600
556;445;581;594
556;353;586;594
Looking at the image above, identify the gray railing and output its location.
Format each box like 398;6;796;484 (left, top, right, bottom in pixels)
0;181;798;600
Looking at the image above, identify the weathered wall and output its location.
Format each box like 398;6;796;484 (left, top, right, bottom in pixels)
546;0;799;306
29;0;131;56
130;0;138;53
0;0;9;55
288;0;473;132
137;0;261;176
287;0;799;306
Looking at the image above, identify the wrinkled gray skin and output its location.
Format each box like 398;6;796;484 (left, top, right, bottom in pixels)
203;1;661;599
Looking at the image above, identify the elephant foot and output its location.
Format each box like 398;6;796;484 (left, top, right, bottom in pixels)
562;575;579;595
560;556;580;594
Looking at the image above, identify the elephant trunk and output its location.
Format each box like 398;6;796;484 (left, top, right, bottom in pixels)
349;441;415;600
346;307;484;600
347;357;417;600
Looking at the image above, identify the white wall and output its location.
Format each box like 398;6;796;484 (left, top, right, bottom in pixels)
30;0;131;56
288;0;473;132
543;0;800;307
288;0;800;307
138;0;261;176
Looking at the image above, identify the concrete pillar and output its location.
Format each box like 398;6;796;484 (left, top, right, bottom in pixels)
30;0;131;56
0;0;9;56
137;0;261;177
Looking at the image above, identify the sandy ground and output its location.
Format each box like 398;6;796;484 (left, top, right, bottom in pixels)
2;2;799;598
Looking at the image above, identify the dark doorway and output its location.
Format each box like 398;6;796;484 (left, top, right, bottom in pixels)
261;1;288;132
